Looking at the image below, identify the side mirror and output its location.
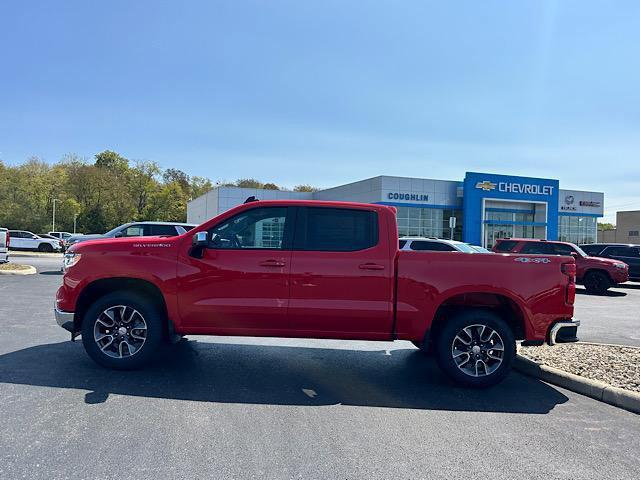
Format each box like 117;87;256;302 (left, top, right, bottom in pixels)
114;232;124;238
190;231;209;259
570;251;579;257
192;231;209;246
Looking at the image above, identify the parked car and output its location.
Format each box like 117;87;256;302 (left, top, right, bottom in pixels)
8;230;63;252
55;200;579;388
579;243;640;281
493;238;629;294
0;228;9;263
66;222;196;247
468;244;492;253
399;237;479;253
39;234;67;252
48;231;75;241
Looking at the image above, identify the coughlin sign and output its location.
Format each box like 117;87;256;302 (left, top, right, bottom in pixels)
476;180;553;196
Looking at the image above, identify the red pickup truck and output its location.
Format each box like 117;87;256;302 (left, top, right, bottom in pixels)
55;200;579;387
493;238;629;294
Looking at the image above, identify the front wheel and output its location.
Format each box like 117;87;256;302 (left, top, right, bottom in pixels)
434;310;515;388
81;292;164;370
38;243;54;252
583;271;610;295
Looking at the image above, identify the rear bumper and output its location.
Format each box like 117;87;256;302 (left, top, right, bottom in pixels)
54;306;75;333
549;319;580;345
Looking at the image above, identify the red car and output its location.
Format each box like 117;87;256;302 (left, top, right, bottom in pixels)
493;238;629;294
55;200;578;387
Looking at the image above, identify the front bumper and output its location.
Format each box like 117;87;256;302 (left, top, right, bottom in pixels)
549;319;580;345
55;306;75;333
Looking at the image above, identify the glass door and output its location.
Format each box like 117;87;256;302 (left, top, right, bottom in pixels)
484;224;513;249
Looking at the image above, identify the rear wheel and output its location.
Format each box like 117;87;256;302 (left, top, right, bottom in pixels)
583;271;610;295
38;243;54;252
434;309;515;388
81;291;164;370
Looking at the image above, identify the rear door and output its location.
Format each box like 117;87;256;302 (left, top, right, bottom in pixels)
287;206;394;339
602;246;640;278
9;231;28;249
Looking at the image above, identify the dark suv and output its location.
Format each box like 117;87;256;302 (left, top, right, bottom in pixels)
579;244;640;281
493;238;629;294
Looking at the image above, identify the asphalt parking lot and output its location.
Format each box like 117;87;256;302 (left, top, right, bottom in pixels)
1;254;639;479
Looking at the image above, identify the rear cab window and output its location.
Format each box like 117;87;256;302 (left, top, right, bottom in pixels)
294;207;378;251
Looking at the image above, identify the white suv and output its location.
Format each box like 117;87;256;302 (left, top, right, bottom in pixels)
399;237;478;253
7;230;63;252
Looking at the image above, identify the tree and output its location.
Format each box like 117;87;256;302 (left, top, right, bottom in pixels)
163;168;190;191
293;184;318;192
598;222;615;231
94;150;129;171
263;182;280;190
235;178;263;188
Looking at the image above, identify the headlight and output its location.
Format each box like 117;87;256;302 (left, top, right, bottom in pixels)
63;253;81;271
614;262;627;269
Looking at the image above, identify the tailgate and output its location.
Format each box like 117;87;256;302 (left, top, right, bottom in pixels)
0;230;6;249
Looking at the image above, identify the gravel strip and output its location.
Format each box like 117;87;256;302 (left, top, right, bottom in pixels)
0;263;32;271
519;343;640;393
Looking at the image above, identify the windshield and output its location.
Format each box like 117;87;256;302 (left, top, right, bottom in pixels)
573;244;589;257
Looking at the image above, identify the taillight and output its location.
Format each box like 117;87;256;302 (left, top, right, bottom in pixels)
6;233;9;248
562;262;576;305
561;263;576;277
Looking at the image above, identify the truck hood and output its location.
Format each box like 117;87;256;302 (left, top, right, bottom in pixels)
69;235;180;253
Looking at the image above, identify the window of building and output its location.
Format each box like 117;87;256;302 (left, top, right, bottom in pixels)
296;207;378;252
558;216;597;244
210;207;288;249
629;231;639;237
395;207;461;240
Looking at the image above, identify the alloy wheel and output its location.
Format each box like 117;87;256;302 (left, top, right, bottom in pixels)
93;305;148;359
451;324;505;377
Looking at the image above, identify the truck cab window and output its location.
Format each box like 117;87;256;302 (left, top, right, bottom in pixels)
209;207;288;249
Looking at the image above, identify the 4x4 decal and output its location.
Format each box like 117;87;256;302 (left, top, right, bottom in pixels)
514;257;551;264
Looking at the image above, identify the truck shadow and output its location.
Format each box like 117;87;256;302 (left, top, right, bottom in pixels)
0;340;568;413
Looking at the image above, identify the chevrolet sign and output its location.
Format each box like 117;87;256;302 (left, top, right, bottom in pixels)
476;180;553;196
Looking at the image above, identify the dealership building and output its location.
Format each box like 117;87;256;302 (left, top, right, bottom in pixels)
187;172;604;248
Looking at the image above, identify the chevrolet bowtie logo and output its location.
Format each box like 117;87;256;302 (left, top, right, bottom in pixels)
475;180;497;191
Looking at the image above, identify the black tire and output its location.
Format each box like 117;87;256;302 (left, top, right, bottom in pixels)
38;243;54;252
81;291;164;370
434;309;516;388
583;271;610;295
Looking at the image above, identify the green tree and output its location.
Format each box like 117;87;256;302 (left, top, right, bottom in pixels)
293;184;318;192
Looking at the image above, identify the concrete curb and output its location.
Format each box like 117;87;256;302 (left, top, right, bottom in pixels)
0;265;37;275
514;355;640;415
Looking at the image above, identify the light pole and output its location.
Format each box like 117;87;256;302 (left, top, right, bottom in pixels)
52;198;59;232
73;213;78;234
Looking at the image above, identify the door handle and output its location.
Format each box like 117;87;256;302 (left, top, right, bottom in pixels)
359;263;384;270
260;260;286;267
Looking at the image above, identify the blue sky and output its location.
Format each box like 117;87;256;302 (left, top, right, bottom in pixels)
1;0;639;221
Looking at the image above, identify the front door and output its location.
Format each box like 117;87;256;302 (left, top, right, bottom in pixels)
287;206;394;339
177;206;294;335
